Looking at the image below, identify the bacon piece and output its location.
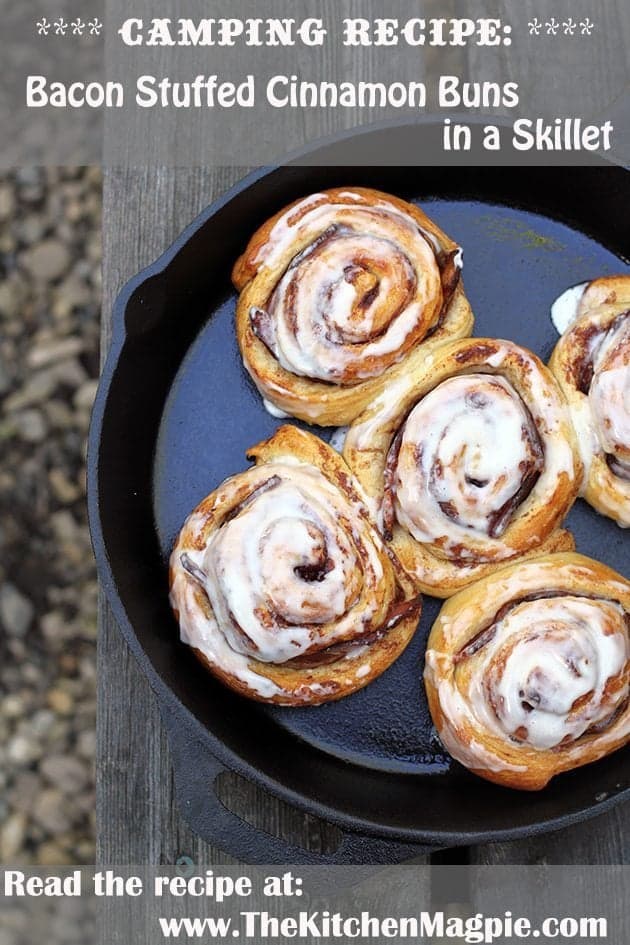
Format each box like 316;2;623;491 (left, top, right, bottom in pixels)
382;428;404;540
249;306;277;352
180;553;207;586
223;475;281;524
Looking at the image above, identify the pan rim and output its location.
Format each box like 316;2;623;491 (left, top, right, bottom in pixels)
88;149;630;848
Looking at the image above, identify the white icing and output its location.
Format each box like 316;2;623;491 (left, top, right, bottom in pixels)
329;426;349;453
262;399;290;419
250;193;444;383
348;341;577;557
484;348;507;369
426;589;629;770
550;283;588;336
558;307;630;495
470;597;628;749
170;459;391;697
589;317;630;471
568;396;598;480
395;374;536;551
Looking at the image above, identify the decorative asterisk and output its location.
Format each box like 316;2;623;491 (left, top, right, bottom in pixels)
71;18;85;36
546;18;559;36
580;18;594;35
528;18;542;36
36;17;51;35
54;17;68;36
562;18;577;36
87;17;103;35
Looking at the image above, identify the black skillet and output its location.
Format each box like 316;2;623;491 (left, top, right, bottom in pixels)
88;127;630;864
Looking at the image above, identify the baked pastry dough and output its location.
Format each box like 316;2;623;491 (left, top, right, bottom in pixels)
343;337;582;597
424;553;630;790
549;275;630;527
232;187;474;426
169;425;421;705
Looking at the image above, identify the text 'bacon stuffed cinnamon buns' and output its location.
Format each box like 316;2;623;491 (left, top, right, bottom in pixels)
549;274;630;527
169;426;421;705
424;554;630;790
343;337;582;597
232;187;474;426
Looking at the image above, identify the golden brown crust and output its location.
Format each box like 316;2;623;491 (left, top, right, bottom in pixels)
233;187;474;426
424;553;630;790
169;425;420;705
343;337;582;597
548;275;630;527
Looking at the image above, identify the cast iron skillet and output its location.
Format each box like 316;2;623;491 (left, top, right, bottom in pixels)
88;127;630;864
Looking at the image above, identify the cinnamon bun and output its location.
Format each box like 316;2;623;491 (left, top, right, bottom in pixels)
424;553;630;790
549;275;630;527
169;425;421;705
233;187;474;426
343;337;582;596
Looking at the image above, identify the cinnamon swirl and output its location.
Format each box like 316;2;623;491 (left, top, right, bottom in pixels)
169;425;421;705
233;187;474;426
343;337;582;596
424;553;630;790
549;275;630;527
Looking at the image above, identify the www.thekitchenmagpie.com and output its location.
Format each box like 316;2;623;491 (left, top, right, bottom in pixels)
157;910;608;941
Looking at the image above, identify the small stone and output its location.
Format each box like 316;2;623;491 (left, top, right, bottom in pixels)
13;408;48;443
53;357;88;389
16;214;47;245
50;510;78;542
54;276;91;317
40;755;89;795
35;841;73;866
65;199;84;223
0;813;27;860
47;688;74;715
7;772;40;815
7;734;41;765
0;283;22;320
75;838;96;862
48;468;81;504
44;399;75;430
20;240;71;282
40;610;71;643
33;789;72;833
59;653;78;674
0;583;35;636
31;713;56;742
73;379;99;411
7;639;26;660
0;232;16;254
76;729;96;761
27;336;84;370
0;184;15;221
2;694;26;718
3;368;59;411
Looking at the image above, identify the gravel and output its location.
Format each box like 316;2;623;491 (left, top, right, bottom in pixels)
0;583;34;637
0;166;100;864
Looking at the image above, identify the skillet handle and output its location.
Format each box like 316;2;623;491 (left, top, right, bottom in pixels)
160;702;435;865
